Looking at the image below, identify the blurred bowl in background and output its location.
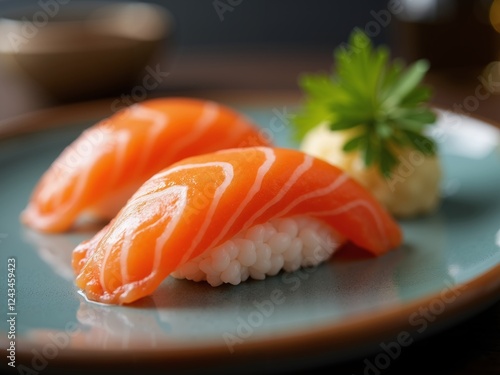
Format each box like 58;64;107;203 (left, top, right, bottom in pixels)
0;1;174;102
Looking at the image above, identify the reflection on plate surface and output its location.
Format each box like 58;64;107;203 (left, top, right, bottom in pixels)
1;108;500;364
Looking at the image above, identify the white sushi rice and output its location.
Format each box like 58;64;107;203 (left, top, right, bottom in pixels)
171;216;343;286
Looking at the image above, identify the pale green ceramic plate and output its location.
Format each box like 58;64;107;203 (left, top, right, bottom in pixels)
0;103;500;374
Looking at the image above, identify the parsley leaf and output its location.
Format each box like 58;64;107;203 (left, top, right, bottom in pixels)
292;29;437;177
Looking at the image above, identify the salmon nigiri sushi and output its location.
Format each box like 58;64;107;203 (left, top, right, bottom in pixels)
21;98;270;233
72;147;402;305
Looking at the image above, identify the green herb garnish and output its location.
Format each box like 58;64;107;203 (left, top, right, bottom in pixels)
292;29;437;177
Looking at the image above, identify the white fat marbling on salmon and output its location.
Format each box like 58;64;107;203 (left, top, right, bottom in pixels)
116;185;188;286
209;148;276;248
242;154;314;229
126;161;235;270
275;172;387;242
161;102;220;161
180;163;235;264
274;173;350;218
27;140;107;228
106;130;131;188
308;199;388;248
127;104;169;175
219;116;256;147
41;104;166;225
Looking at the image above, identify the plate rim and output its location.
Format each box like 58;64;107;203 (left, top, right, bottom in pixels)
3;97;500;367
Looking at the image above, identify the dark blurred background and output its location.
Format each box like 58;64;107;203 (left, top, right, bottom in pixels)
1;2;500;375
0;0;391;48
1;0;500;122
147;0;391;48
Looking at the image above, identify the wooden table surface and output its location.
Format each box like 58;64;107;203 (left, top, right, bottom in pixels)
1;49;500;375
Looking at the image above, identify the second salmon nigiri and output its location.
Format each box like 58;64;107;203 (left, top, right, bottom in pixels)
73;147;402;305
21;98;270;232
